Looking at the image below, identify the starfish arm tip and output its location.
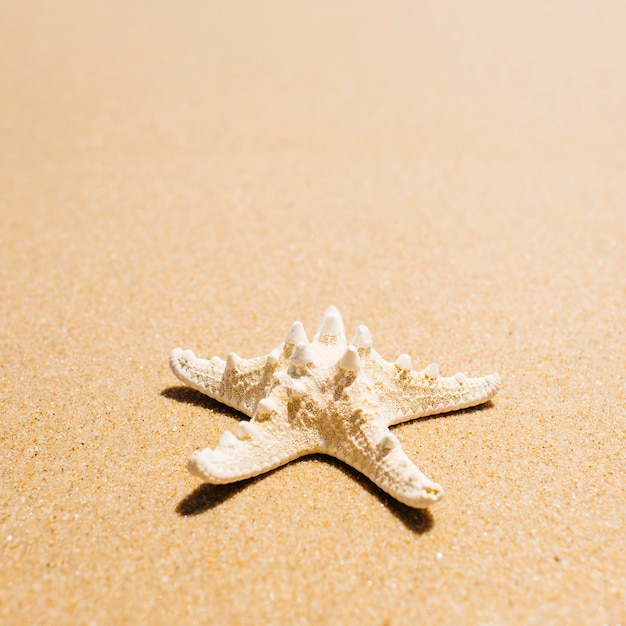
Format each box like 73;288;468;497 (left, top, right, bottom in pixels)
187;447;246;484
393;476;445;508
169;346;198;372
486;372;502;391
187;448;213;480
168;347;184;370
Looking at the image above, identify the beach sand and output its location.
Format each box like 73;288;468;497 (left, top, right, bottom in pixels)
1;1;625;623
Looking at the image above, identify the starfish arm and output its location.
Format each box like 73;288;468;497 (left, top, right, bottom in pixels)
187;415;319;484
362;352;501;426
326;420;444;508
169;348;281;417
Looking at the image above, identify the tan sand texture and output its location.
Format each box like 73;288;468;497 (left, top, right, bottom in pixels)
1;1;625;624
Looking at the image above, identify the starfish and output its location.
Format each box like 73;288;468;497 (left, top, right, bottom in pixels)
169;306;501;508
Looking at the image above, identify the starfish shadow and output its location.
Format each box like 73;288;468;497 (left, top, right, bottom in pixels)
308;455;434;534
176;480;259;516
161;386;242;418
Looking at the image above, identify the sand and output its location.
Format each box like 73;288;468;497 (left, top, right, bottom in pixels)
1;1;625;623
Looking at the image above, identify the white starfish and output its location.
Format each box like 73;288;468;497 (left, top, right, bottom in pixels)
169;306;501;508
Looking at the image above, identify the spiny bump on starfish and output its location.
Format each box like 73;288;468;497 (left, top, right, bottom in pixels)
169;305;501;508
339;345;360;372
395;353;412;371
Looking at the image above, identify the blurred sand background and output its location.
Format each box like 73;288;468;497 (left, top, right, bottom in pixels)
1;1;625;623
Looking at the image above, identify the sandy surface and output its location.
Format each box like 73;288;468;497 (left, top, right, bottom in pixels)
1;1;625;624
